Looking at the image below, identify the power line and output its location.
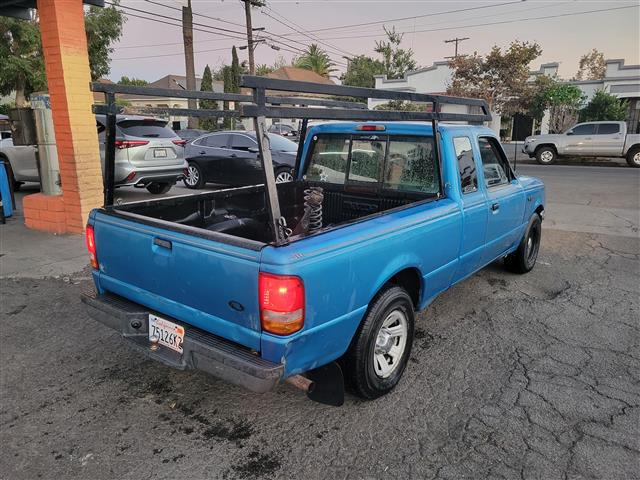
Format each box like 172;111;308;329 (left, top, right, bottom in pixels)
306;4;640;41
143;0;247;28
113;46;230;61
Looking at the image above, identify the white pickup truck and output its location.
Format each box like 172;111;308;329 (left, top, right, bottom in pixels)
522;121;640;167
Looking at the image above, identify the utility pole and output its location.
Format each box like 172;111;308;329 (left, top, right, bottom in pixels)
182;0;197;128
242;0;265;75
444;37;470;59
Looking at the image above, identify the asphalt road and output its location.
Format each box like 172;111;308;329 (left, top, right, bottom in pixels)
2;165;639;479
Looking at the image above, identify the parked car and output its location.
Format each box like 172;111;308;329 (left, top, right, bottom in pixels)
0;115;188;194
522;121;640;167
268;122;299;140
175;129;209;143
83;120;545;404
183;131;298;188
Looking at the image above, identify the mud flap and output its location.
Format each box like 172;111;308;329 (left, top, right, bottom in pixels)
306;361;345;407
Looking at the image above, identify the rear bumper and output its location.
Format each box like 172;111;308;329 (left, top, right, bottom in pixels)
115;162;188;187
81;289;283;393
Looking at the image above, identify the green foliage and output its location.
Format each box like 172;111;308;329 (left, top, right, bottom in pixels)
84;2;126;81
341;55;385;88
117;76;148;86
527;81;584;133
579;90;628;122
374;27;417;80
0;103;13;115
447;40;542;114
374;100;427;112
255;64;274;76
294;44;336;77
199;64;218;131
0;16;46;106
575;49;606;81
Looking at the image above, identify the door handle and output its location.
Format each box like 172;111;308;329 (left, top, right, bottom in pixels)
153;238;172;250
491;203;500;212
230;153;237;158
199;151;205;155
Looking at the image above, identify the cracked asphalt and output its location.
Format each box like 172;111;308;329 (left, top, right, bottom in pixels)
1;166;639;479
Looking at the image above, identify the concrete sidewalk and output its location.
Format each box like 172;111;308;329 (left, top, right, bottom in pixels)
0;186;87;278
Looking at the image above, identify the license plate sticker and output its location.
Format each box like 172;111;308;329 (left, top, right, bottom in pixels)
149;314;185;354
154;148;167;158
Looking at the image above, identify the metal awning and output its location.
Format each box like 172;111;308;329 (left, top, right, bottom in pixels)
0;0;104;19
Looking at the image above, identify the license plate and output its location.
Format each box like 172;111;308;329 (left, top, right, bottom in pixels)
149;314;185;353
154;148;167;158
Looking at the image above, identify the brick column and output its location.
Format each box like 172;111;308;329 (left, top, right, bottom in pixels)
23;0;103;234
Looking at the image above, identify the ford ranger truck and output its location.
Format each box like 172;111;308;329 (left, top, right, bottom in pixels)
523;121;640;167
83;122;545;405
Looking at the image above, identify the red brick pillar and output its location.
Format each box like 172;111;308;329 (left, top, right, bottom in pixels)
23;0;103;234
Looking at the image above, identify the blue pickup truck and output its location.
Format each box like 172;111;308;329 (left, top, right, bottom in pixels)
83;120;544;404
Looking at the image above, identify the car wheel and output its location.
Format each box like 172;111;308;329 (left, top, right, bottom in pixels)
535;146;556;165
505;213;542;274
344;285;414;400
626;147;640;168
183;162;204;189
275;167;294;183
146;182;172;195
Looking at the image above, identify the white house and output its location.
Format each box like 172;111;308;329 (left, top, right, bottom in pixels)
370;58;640;138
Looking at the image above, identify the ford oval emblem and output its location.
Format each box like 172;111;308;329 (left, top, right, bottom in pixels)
228;300;244;312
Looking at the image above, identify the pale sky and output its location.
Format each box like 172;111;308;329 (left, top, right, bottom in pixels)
108;0;640;83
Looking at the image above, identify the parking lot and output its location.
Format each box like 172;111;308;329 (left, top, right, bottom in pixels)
1;164;639;479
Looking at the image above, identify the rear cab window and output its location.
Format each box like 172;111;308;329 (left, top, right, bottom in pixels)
117;119;177;138
305;132;439;195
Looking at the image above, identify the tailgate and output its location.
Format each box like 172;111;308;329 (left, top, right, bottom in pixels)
91;211;263;351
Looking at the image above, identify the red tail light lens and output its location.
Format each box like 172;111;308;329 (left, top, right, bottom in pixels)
114;140;149;149
172;139;187;146
85;225;98;269
259;272;304;335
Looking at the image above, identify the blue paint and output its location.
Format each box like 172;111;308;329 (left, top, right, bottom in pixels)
88;122;545;379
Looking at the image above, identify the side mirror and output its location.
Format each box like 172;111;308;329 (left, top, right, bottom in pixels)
248;147;259;154
566;131;573;136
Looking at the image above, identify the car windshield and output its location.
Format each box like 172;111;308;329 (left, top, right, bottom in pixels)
245;133;297;151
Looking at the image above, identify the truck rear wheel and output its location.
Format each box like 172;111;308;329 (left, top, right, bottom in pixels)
505;213;542;274
344;285;414;400
626;147;640;168
535;146;556;165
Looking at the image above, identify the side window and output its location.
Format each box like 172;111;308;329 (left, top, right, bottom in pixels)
203;134;228;148
570;124;596;135
453;136;477;194
348;136;386;183
96;121;105;142
231;134;257;150
306;135;350;184
596;123;620;135
383;136;437;193
478;137;511;188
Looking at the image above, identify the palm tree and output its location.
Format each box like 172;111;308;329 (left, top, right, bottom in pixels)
294;44;336;78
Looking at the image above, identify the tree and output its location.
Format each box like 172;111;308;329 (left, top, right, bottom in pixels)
117;76;148;86
542;83;584;133
341;55;385;88
575;48;606;81
579;90;628;122
0;16;46;106
0;3;125;106
374;27;417;79
255;64;274;76
447;41;542;115
199;64;218;131
294;44;336;77
374;100;427;112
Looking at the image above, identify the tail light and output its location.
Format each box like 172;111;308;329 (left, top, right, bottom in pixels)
172;139;187;146
125;171;137;182
85;225;98;269
115;140;149;149
259;272;304;335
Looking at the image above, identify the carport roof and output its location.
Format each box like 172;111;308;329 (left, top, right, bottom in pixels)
0;0;104;19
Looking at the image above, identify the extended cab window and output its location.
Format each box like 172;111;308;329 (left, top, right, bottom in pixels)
306;135;350;183
453;136;477;193
596;123;620;135
383;136;437;193
478;137;512;188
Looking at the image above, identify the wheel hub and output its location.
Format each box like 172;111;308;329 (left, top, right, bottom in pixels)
375;329;394;354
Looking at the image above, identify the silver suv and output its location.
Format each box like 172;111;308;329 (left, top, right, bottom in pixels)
0;115;188;194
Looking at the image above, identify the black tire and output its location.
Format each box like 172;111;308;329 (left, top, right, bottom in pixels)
535;146;556;165
183;161;205;189
505;213;542;274
146;182;172;195
344;285;415;400
626;147;640;168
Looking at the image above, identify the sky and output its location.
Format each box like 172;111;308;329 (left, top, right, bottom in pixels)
107;0;640;83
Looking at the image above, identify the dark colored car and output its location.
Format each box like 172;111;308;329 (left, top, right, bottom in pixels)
183;131;298;188
175;129;209;142
268;122;299;140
